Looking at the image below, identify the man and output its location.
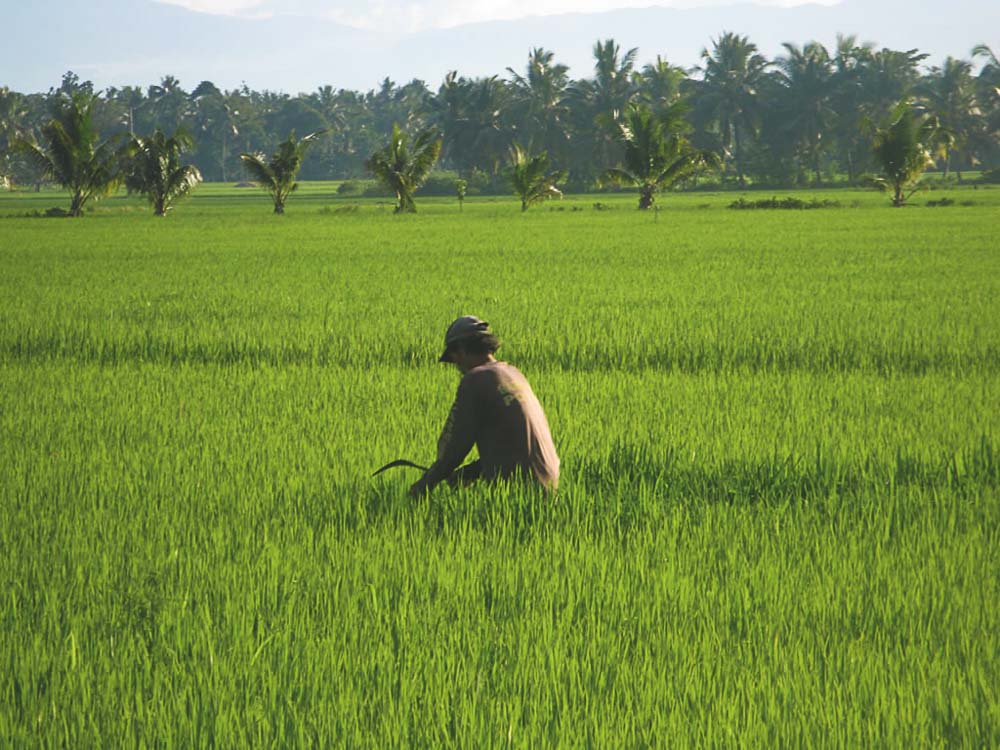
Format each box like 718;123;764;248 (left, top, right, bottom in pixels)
409;316;560;496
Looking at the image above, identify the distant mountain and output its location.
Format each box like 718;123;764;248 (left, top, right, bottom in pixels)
4;0;380;93
4;0;997;94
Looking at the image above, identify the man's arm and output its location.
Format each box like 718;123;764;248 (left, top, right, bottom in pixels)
410;378;479;494
447;460;483;487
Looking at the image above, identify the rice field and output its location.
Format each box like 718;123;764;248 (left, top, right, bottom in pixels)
1;185;998;746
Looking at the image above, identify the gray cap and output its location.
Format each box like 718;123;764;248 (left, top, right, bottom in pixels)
439;315;491;362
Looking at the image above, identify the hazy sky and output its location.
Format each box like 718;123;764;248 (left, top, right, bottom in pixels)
157;0;842;32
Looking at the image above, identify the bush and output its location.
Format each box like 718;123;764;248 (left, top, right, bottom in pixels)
3;207;72;219
362;182;393;198
337;180;364;196
410;169;509;196
359;169;505;198
417;173;462;197
471;169;498;194
728;196;841;210
979;166;1000;184
319;204;360;214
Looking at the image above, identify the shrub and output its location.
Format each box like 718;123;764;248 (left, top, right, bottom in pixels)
979;167;1000;184
337;180;364;196
728;196;841;210
362;182;393;198
319;204;360;214
417;173;462;196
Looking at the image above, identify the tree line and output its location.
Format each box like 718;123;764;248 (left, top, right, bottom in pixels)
2;34;999;193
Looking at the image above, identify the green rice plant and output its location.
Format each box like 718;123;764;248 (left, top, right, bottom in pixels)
0;185;998;746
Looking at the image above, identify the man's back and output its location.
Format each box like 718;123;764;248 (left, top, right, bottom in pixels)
456;361;559;489
426;361;559;491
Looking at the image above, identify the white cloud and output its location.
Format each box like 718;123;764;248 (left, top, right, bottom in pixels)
158;0;267;14
157;0;841;32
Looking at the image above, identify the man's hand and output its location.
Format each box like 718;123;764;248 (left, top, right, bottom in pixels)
447;460;483;487
409;479;428;498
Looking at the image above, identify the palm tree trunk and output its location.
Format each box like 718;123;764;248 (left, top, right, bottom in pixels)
70;192;85;217
734;124;746;188
893;181;905;207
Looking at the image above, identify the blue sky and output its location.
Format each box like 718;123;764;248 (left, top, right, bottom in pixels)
6;0;990;93
157;0;842;32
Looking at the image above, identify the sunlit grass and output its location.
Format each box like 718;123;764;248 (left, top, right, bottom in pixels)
1;185;998;745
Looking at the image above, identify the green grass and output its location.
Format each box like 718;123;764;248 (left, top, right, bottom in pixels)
1;184;998;746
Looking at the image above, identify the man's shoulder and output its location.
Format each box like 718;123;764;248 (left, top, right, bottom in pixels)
458;362;509;391
462;363;534;400
463;361;521;381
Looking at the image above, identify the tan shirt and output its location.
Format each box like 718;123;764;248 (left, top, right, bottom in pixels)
422;361;559;491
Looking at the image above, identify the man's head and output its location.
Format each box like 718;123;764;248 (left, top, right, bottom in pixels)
439;315;500;373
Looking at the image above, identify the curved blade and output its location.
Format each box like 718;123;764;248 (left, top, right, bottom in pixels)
371;459;430;477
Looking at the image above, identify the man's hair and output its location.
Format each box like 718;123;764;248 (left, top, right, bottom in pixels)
454;332;500;356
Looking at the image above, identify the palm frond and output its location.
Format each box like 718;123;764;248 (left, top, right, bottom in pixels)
13;138;56;180
239;153;277;190
506;143;564;210
367;123;441;213
298;129;329;146
600;167;636;187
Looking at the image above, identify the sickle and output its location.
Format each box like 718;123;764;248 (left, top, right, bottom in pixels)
371;459;430;477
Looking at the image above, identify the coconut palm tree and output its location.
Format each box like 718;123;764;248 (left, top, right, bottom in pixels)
454;76;511;177
567;39;639;178
973;44;1000;130
857;48;928;124
506;48;571;162
971;45;1000;166
774;42;836;184
366;123;442;213
425;71;465;166
189;81;243;182
693;32;769;186
972;44;1000;105
15;92;121;216
867;99;948;207
0;86;28;188
307;85;349;177
830;35;876;182
588;39;639;123
602;105;720;209
635;56;687;110
506;144;565;211
239;129;325;214
916;57;978;178
123;128;202;216
425;73;510;177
